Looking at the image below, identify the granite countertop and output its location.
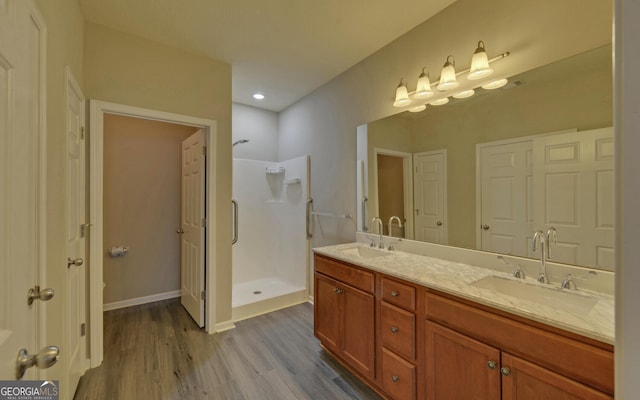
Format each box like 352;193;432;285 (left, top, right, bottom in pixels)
313;242;614;345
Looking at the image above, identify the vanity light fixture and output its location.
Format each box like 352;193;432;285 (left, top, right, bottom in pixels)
452;89;475;99
467;41;494;80
390;41;510;110
429;97;450;106
436;56;460;91
482;78;509;90
393;79;411;107
253;93;265;100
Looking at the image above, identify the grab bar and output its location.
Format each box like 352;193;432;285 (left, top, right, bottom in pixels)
311;211;352;219
306;198;313;239
232;199;238;244
361;196;368;231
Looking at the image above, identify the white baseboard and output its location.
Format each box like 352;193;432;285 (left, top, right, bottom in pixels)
103;290;181;311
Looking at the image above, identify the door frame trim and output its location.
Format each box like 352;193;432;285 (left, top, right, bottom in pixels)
88;100;217;367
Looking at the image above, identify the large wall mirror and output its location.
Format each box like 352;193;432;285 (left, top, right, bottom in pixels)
356;44;613;271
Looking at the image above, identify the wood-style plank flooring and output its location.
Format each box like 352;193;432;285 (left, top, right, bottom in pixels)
74;299;382;399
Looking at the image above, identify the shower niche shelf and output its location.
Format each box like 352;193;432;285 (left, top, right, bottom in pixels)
266;167;285;175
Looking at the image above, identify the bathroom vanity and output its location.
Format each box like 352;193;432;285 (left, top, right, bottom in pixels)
313;244;614;400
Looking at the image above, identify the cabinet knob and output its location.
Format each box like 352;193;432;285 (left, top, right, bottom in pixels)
333;287;343;294
501;367;511;376
487;360;497;370
390;326;399;333
391;290;399;297
391;375;399;382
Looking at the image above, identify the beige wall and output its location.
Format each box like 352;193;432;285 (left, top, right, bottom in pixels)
368;45;613;249
103;114;197;304
35;0;84;397
84;22;233;323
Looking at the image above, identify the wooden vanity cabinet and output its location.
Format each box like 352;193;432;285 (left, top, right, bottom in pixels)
314;254;375;381
425;291;614;400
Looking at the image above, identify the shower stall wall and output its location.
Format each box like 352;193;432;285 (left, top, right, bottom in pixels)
232;155;309;321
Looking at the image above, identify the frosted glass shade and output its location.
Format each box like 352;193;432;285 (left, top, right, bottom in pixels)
482;78;508;90
408;104;427;112
436;56;459;91
453;89;475;99
468;41;493;80
429;97;449;106
414;69;434;99
393;80;411;107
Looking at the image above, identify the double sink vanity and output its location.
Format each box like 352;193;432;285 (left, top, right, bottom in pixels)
312;239;614;400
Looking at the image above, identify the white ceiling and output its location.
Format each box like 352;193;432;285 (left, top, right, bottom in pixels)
79;0;455;112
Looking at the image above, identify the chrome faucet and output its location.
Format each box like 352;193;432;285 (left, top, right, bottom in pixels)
370;217;384;249
532;230;549;283
498;255;525;279
388;216;403;239
545;227;557;259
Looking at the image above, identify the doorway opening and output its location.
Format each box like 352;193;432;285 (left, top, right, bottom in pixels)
89;100;217;367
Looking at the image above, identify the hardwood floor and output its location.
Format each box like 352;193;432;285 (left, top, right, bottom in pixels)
74;299;382;400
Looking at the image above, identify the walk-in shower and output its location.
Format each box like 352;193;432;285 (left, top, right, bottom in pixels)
231;154;310;321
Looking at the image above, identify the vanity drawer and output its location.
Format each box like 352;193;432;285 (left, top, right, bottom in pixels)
314;254;374;293
380;276;416;311
380;347;416;400
380;301;415;360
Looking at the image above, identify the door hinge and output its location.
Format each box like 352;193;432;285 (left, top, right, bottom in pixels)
201;291;206;300
80;323;86;337
201;218;207;228
202;146;207;156
80;126;85;140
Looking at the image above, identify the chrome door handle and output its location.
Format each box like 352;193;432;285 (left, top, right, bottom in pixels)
27;286;55;306
67;257;83;268
176;228;184;234
15;346;59;380
306;198;314;239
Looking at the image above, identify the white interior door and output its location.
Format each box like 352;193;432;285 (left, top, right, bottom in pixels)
0;0;48;380
180;130;206;327
66;68;87;391
533;128;615;268
413;150;447;244
479;141;533;257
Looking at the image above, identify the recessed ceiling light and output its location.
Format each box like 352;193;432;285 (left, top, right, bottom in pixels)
253;93;265;100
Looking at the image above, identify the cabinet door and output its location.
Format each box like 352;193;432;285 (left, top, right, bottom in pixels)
314;273;341;354
501;353;613;400
342;284;375;380
425;321;501;400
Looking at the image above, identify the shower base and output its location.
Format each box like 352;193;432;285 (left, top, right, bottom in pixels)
232;276;307;321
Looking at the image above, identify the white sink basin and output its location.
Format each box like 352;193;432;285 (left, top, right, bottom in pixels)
339;246;390;259
472;275;599;316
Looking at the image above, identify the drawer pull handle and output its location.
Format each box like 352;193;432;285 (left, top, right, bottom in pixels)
333;287;343;294
391;290;399;297
487;360;497;369
501;367;511;376
391;375;399;382
390;326;399;333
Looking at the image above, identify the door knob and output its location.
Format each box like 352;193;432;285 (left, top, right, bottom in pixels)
15;346;59;380
67;257;83;268
27;286;55;306
437;221;443;226
481;224;490;230
176;228;184;234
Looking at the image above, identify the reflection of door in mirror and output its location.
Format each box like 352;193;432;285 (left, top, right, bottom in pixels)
374;149;413;238
414;150;447;244
377;154;405;236
478;127;614;270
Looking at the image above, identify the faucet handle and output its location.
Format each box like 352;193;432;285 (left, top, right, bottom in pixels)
561;274;577;290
